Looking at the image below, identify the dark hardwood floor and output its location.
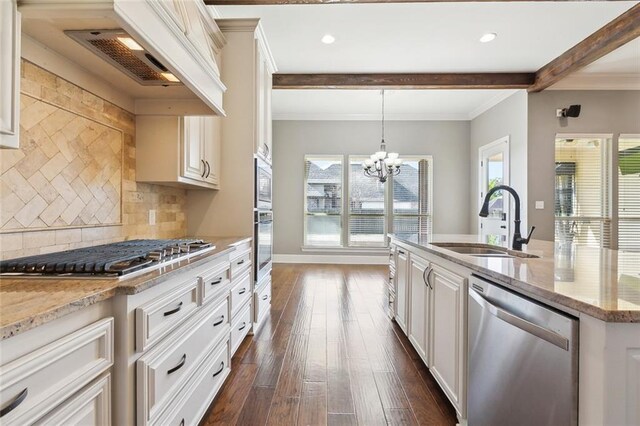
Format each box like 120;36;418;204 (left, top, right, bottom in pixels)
201;264;458;426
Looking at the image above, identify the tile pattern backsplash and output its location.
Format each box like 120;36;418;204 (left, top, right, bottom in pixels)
1;94;123;230
0;60;188;260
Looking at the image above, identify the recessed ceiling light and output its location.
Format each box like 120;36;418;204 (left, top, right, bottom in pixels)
161;72;180;83
117;36;144;51
479;33;497;43
321;34;336;45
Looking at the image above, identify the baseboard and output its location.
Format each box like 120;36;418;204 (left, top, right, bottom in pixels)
273;254;388;265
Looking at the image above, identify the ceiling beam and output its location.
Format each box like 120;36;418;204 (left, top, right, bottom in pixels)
529;3;640;92
273;73;536;89
207;0;626;4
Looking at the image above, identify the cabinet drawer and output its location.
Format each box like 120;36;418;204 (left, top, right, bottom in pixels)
160;340;231;426
135;278;200;352
200;264;230;305
255;278;271;326
0;318;113;425
230;250;251;280
230;270;252;316
35;374;110;426
231;304;252;356
137;298;229;425
230;241;251;260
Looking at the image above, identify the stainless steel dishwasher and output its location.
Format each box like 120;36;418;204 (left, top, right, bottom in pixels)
468;275;578;426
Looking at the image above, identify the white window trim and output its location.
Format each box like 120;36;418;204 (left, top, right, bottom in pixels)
389;155;434;236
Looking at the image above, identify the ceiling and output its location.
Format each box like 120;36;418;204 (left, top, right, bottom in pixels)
272;89;517;120
215;2;637;73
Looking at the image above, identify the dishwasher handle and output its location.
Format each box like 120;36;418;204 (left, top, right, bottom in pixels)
469;288;569;351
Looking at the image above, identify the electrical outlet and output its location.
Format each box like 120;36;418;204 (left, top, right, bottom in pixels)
149;209;156;225
535;201;545;210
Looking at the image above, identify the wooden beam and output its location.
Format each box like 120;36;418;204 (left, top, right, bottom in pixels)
272;73;535;89
530;3;640;92
207;0;625;4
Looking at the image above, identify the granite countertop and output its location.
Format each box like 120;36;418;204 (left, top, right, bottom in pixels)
390;233;640;323
0;236;251;340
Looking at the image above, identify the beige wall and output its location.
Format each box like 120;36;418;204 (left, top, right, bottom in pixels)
0;60;187;260
272;120;471;256
527;90;640;241
469;90;528;235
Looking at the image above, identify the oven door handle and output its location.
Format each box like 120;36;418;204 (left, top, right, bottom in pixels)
259;220;273;224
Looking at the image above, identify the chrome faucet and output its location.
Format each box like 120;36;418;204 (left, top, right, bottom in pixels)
479;184;535;251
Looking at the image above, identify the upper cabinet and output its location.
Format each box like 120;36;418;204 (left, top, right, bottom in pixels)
136;115;221;189
217;19;277;163
0;0;20;149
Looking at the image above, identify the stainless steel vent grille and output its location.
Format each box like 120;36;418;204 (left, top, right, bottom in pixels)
65;30;182;86
88;39;164;82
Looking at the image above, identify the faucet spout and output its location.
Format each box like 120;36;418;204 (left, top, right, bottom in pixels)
478;185;534;251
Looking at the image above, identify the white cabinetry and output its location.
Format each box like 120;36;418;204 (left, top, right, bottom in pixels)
429;264;466;415
389;238;469;421
0;0;20;149
408;254;430;364
255;38;274;161
136;115;221;189
0;317;113;425
395;248;409;333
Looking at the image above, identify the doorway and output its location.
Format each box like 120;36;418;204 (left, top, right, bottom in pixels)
479;136;510;245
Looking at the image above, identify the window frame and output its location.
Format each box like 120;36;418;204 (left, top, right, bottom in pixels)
303;155;344;248
617;134;640;252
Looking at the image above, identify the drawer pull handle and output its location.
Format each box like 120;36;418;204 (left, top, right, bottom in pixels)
213;316;225;327
238;322;247;331
398;250;406;255
237;259;245;265
167;354;187;375
211;278;223;285
238;288;247;295
179;419;185;426
0;388;28;418
261;295;268;301
212;361;225;378
163;301;183;317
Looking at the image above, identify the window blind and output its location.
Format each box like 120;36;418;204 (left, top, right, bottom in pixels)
304;156;343;247
348;157;386;247
554;137;611;248
392;158;432;235
618;137;640;252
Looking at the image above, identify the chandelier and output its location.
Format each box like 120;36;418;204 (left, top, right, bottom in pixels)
363;90;402;183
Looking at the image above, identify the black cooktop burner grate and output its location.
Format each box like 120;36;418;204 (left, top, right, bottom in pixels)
0;239;212;276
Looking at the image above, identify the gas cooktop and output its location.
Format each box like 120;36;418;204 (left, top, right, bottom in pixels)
0;239;214;278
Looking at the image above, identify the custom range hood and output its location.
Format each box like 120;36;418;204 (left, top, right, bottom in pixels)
19;0;226;115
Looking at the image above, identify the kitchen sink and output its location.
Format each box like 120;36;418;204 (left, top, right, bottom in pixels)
431;243;540;259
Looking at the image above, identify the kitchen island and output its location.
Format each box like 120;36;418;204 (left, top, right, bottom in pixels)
389;233;640;426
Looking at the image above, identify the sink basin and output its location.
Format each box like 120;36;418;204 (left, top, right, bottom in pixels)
431;243;540;259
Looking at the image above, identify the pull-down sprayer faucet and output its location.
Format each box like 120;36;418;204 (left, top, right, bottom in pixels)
479;184;535;251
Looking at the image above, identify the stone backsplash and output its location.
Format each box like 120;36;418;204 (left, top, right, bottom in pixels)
0;60;188;260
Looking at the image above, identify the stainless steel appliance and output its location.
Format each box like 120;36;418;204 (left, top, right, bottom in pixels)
0;239;214;278
468;275;578;426
255;155;272;210
255;210;273;283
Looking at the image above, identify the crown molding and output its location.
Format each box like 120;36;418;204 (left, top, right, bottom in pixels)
548;73;640;90
467;89;519;120
272;112;471;121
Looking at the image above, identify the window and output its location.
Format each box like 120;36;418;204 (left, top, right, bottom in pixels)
304;156;343;247
349;157;386;247
554;136;611;248
304;155;433;249
392;157;432;235
618;136;640;252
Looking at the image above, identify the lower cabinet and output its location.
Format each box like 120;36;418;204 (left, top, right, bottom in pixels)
390;240;469;420
0;317;113;425
395;248;409;333
429;264;466;415
408;254;430;363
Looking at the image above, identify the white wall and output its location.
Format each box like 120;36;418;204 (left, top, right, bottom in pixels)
272;120;471;257
469;90;529;235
